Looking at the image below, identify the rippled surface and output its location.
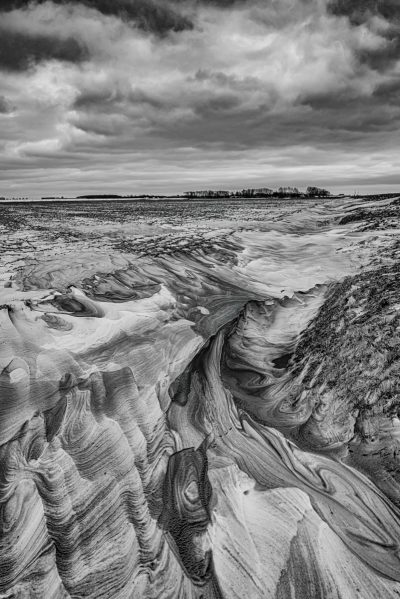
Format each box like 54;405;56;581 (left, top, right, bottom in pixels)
1;197;400;598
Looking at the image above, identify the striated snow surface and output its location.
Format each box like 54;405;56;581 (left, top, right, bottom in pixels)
1;197;400;598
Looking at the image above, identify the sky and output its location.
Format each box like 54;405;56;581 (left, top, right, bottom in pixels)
1;0;400;197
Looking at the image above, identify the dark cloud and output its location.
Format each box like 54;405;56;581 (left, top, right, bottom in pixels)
358;38;400;70
193;93;241;115
0;96;12;113
179;0;246;6
0;0;248;13
73;88;167;114
328;0;400;71
0;27;89;71
82;0;193;33
327;0;400;24
0;0;30;8
299;93;400;137
0;0;193;34
73;89;125;110
372;78;400;101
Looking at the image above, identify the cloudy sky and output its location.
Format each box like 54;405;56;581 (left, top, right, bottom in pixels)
1;0;400;196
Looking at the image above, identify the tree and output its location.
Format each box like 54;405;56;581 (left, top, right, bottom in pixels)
306;186;331;197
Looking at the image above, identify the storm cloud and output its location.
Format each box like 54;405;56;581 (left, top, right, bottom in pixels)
1;0;400;196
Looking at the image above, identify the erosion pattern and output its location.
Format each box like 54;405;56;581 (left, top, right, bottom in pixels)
1;197;400;598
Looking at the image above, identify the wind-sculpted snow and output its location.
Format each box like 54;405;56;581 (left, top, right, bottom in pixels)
1;197;400;598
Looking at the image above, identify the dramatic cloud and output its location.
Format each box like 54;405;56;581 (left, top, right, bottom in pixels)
1;0;400;196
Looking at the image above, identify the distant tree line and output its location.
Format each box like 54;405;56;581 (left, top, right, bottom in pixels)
76;194;125;199
75;194;169;199
305;186;331;198
72;186;332;200
184;186;331;198
1;196;29;201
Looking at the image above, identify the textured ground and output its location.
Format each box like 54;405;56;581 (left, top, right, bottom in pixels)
1;196;400;598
